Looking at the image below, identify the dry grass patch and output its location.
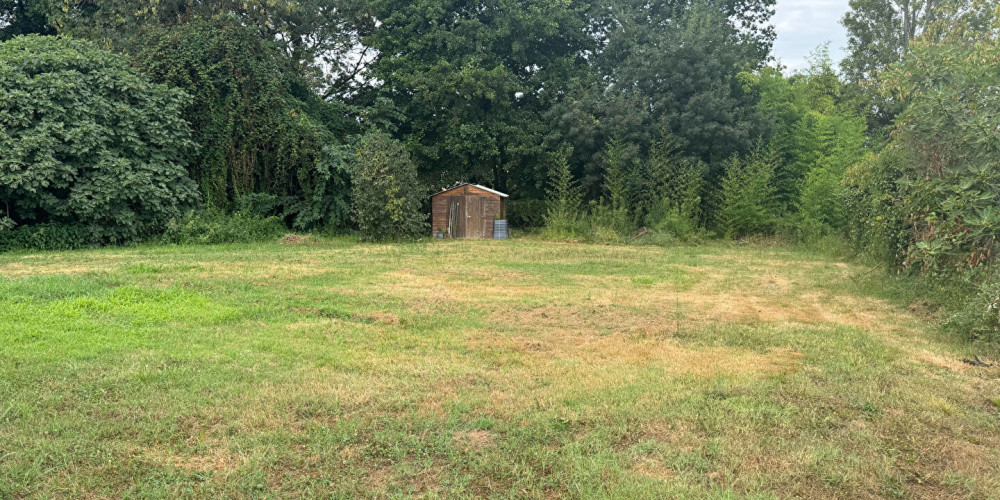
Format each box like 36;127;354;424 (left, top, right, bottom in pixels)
452;430;496;450
144;443;245;474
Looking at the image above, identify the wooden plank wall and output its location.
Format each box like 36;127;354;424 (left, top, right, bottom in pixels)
431;186;506;238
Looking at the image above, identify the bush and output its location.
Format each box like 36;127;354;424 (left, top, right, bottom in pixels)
0;35;199;244
843;149;908;268
159;209;285;245
507;198;547;228
601;136;637;235
944;272;1000;343
0;224;99;253
716;148;779;239
352;132;428;241
636;138;704;229
545;147;584;235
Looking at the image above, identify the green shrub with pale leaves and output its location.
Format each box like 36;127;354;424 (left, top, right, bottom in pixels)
0;35;199;245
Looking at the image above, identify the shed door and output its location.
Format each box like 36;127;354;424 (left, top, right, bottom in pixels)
448;197;466;238
466;195;485;238
483;198;501;238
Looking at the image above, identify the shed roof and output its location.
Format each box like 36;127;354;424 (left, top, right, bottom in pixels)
434;183;509;198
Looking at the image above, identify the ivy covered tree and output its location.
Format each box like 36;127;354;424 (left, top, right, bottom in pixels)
0;35;199;244
135;18;354;230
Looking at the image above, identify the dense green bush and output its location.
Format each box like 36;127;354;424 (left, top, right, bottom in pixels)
0;35;199;244
715;148;779;239
635;138;705;230
843;150;907;267
882;37;1000;275
0;223;97;252
945;272;1000;343
352;133;428;241
507;199;547;229
159;210;285;245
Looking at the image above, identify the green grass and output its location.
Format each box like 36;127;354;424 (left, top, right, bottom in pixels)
2;238;999;498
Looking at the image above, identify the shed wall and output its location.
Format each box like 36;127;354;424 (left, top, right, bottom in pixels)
431;187;506;238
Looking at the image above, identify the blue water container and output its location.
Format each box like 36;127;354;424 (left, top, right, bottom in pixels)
493;220;509;240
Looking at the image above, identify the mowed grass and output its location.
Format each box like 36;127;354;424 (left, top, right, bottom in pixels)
2;238;1000;499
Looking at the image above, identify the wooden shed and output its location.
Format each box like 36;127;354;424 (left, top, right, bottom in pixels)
431;183;508;239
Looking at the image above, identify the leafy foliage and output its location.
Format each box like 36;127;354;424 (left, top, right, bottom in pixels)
159;209;286;245
352;132;428;241
876;31;1000;274
544;148;584;235
716;148;780;239
363;0;597;191
135;19;353;230
0;223;97;253
636;138;706;230
0;35;199;244
600;136;636;234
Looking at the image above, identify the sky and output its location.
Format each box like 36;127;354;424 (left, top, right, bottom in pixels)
771;0;852;73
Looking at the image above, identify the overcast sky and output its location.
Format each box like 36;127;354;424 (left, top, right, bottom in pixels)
771;0;851;73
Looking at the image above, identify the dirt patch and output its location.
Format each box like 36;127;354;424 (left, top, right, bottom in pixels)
471;328;803;379
453;430;496;450
363;467;393;490
913;350;969;372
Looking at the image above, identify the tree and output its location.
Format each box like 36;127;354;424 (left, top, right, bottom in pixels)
352;132;428;241
0;36;199;242
595;0;773;170
362;0;600;192
0;0;54;40
634;137;705;228
839;0;991;139
135;18;354;230
22;0;366;90
602;136;633;216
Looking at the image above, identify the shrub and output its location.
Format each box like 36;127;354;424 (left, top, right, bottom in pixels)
159;210;285;245
507;198;547;228
716;147;779;239
843;149;907;267
352;132;428;241
636;138;704;229
944;272;1000;343
0;224;98;253
544;147;584;235
0;35;199;244
601;136;636;234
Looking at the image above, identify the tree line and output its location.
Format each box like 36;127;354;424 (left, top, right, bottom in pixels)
2;0;1000;336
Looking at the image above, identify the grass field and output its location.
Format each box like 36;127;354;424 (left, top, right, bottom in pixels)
2;238;999;498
